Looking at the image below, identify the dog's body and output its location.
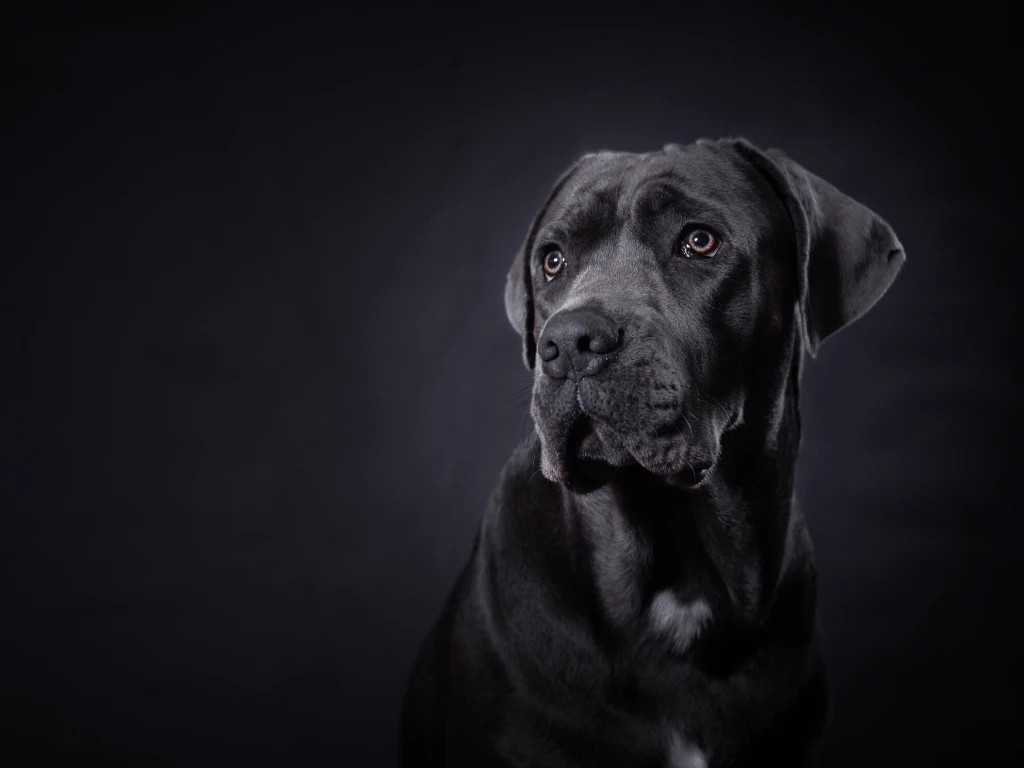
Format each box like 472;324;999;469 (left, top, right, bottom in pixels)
400;139;904;767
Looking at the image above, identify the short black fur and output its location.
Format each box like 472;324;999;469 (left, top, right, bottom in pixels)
400;138;904;767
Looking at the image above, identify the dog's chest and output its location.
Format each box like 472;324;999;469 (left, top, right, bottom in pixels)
665;729;709;767
647;590;712;653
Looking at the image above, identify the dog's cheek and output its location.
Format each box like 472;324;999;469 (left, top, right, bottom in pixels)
616;341;683;425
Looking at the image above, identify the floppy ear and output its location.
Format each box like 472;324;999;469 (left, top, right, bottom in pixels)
729;139;906;357
504;158;588;369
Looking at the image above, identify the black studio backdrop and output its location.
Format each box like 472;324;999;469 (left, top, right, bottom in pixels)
3;4;1021;766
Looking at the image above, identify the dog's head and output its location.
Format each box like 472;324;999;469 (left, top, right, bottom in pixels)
505;139;904;491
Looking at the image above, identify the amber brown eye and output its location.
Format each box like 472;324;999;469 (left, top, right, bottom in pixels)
542;250;565;280
681;228;719;258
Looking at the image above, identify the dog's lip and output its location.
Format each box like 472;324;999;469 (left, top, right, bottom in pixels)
554;414;620;492
652;414;694;440
574;382;695;440
557;411;635;469
629;444;713;480
566;414;596;450
671;459;716;489
542;382;726;486
579;424;717;487
573;387;694;453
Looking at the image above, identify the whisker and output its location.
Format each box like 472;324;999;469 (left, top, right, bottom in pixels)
516;416;533;462
528;454;544;483
702;392;729;415
675;382;730;419
681;413;694;435
681;456;695;478
503;384;534;403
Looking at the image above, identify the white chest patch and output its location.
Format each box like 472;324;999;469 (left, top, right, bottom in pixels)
648;592;712;653
666;729;708;768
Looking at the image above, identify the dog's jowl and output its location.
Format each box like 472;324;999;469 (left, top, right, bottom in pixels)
400;138;904;767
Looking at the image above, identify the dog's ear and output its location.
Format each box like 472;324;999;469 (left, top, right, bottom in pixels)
504;157;590;369
727;139;906;357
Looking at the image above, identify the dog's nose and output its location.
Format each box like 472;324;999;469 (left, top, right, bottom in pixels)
538;310;622;380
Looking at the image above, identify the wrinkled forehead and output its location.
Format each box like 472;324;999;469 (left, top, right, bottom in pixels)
539;144;777;249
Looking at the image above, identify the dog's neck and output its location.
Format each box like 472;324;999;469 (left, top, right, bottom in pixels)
560;340;805;635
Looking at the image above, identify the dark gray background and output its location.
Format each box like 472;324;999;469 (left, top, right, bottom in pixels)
4;4;1020;766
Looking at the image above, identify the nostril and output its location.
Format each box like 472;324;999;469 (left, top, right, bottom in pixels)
541;312;621;368
540;338;560;362
586;328;621;354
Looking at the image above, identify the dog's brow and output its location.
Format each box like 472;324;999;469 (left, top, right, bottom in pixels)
630;171;694;209
630;175;728;233
538;186;618;245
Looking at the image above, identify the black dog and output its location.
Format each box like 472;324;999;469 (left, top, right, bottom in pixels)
400;138;904;767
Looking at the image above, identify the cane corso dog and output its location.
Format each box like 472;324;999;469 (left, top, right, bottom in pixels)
400;138;904;767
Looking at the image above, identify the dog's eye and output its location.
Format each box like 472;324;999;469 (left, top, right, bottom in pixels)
680;228;720;258
542;250;565;281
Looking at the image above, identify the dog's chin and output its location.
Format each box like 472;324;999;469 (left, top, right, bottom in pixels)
542;416;618;494
538;414;719;493
623;429;719;489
